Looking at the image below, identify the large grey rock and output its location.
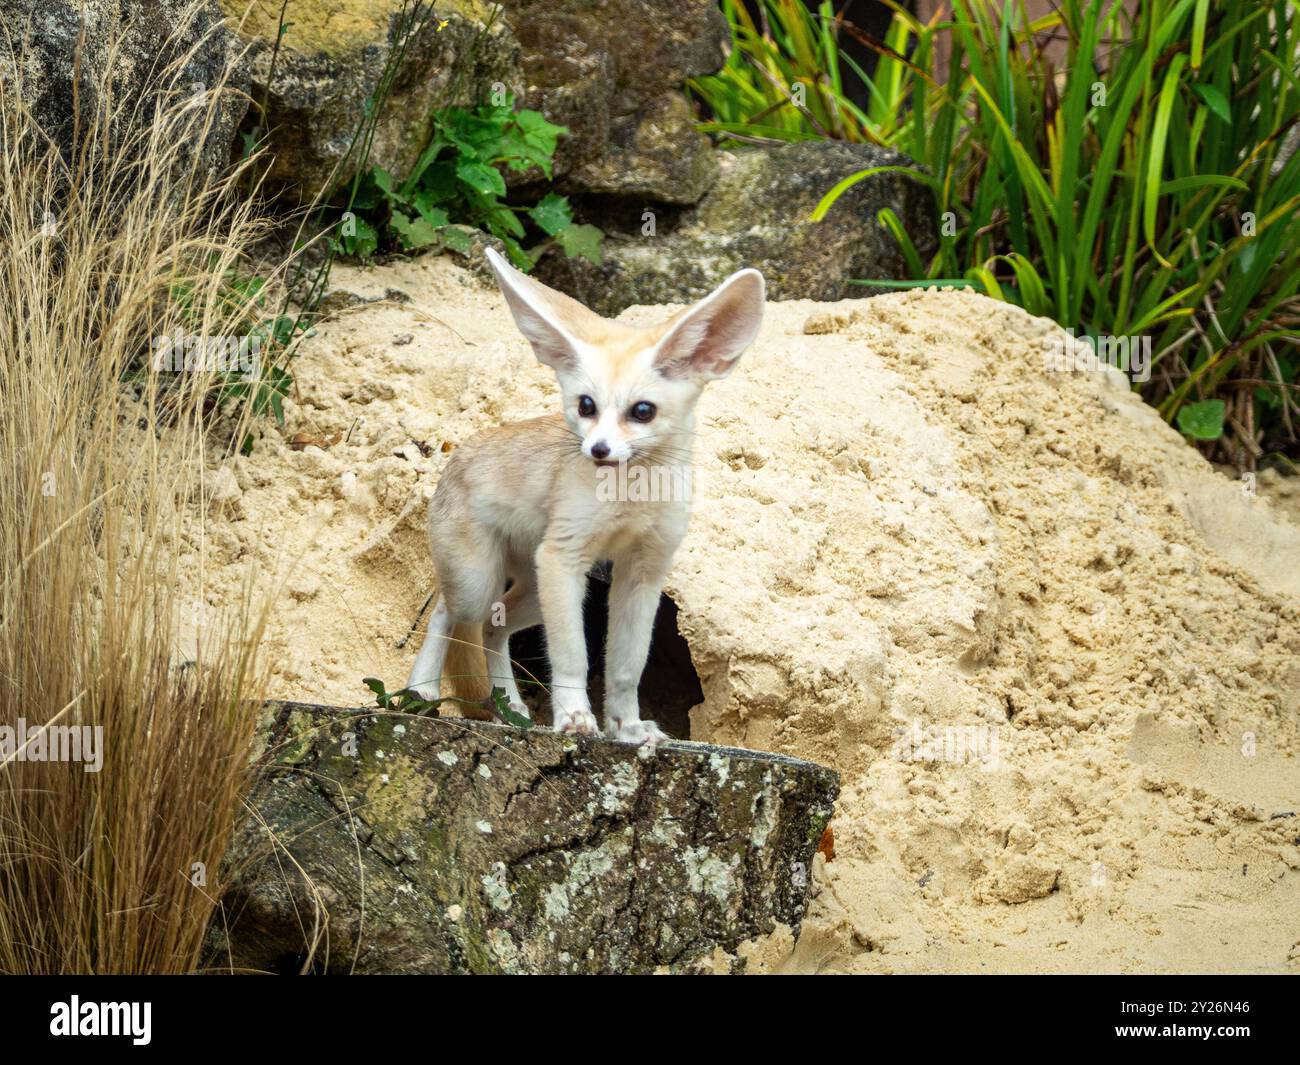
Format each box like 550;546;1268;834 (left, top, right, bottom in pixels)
210;702;839;974
217;1;521;200
499;0;727;203
561;89;718;204
537;140;940;315
0;0;248;185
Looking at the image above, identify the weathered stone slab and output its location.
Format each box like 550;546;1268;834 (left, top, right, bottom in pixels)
210;702;838;974
537;141;938;315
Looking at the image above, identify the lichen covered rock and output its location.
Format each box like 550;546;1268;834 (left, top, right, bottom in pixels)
210;702;839;974
561;90;718;204
0;0;248;184
537;141;938;314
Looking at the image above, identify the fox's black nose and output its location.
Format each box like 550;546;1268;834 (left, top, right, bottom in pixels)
590;440;610;460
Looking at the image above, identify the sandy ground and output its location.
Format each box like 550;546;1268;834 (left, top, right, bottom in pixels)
181;254;1300;974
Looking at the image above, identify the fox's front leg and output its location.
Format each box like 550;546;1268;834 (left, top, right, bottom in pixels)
604;555;672;748
535;540;599;735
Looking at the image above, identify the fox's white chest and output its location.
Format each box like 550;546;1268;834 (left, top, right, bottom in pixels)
588;499;687;562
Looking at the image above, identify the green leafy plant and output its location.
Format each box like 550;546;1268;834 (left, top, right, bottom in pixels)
343;97;602;270
362;677;532;729
820;0;1300;464
161;267;305;429
698;0;1300;466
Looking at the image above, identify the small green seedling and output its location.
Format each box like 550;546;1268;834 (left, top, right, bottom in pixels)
1176;399;1226;441
362;677;532;729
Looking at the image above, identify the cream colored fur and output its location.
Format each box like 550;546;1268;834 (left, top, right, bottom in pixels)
406;248;765;746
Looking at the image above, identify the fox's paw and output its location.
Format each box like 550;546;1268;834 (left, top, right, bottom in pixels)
407;682;439;703
607;716;669;751
552;705;599;736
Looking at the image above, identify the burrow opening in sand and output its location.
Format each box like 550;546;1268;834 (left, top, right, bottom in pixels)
505;565;703;739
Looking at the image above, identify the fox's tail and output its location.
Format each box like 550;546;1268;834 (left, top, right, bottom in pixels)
443;621;494;720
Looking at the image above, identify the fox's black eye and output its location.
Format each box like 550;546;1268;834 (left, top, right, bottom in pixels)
578;395;596;417
628;401;656;423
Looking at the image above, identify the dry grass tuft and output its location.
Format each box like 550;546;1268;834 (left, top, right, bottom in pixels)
0;10;288;974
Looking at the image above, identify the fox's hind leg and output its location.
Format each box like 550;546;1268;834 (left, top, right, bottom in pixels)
482;573;542;719
408;517;505;704
406;595;452;701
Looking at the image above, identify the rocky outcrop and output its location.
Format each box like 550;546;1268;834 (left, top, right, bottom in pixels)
537;140;939;315
500;0;726;203
210;702;839;974
4;0;935;307
0;0;247;184
216;0;520;200
215;0;725;204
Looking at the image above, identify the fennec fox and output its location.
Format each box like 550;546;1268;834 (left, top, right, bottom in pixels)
407;248;764;747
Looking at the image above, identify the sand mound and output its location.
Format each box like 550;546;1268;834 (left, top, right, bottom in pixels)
183;255;1300;973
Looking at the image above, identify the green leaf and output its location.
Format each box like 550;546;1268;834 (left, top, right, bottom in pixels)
499;234;532;270
416;161;458;205
371;166;396;197
484;202;526;239
1159;173;1248;196
989;252;1050;318
390;209;443;250
488;687;532;729
438;227;473;254
455;158;506;198
342;216;379;259
809;165;939;222
268;314;299;347
877;207;923;277
553;223;603;265
1144;53;1189;267
511;109;567;178
528;192;573;236
387;687;435;716
410;192;450;229
403;132;449;192
1176;399;1225;440
1190;0;1209;69
363;676;392;709
1192;84;1231;124
347;173;385;212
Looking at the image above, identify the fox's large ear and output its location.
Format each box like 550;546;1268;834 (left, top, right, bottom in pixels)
484;247;598;371
653;268;765;381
